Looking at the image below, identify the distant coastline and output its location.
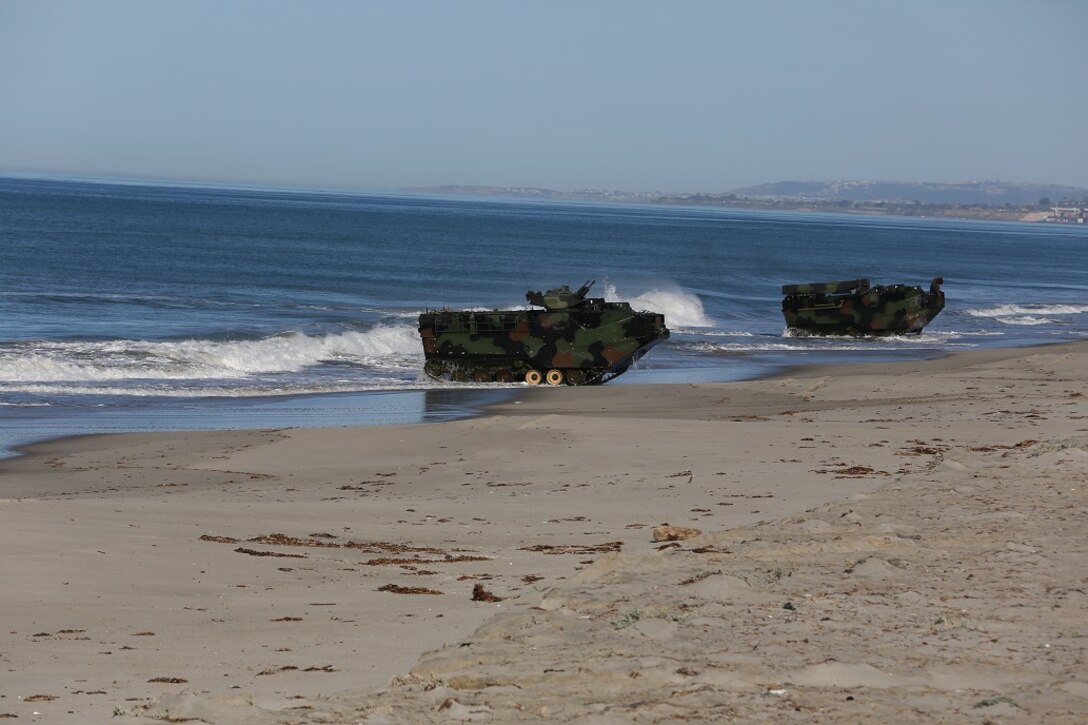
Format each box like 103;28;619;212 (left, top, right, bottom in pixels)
403;180;1088;224
4;173;1085;224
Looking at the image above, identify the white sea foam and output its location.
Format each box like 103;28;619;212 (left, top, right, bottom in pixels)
966;303;1088;318
603;283;713;327
692;336;971;353
691;341;803;352
994;316;1057;326
0;325;423;385
686;330;756;337
781;328;955;344
690;328;970;354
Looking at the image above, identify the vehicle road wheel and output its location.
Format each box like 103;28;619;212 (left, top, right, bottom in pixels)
565;369;585;386
424;361;445;378
495;370;515;383
451;369;469;382
524;369;543;385
545;369;564;386
471;369;492;383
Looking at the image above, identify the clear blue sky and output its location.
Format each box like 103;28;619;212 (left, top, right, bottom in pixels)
2;0;1086;192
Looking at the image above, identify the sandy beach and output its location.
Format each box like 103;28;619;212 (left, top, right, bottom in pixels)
2;341;1086;723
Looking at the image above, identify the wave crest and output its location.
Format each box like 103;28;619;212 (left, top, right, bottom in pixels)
0;325;422;384
966;303;1088;318
993;316;1057;326
603;283;713;327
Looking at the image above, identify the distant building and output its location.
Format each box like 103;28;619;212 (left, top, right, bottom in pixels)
1048;206;1086;223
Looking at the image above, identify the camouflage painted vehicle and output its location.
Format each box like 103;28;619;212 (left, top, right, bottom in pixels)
782;277;945;336
418;281;669;385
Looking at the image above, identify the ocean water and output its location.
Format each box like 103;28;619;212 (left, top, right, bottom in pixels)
2;176;1086;457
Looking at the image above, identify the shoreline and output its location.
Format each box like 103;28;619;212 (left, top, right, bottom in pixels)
0;386;522;464
1;340;1085;723
2;338;1072;466
479;337;1083;420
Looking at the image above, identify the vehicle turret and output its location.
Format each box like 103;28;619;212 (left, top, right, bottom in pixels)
526;280;595;310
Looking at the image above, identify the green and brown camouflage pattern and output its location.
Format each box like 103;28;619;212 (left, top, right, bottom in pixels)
418;281;669;385
782;277;945;336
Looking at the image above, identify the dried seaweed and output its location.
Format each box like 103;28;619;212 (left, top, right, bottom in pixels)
377;584;443;595
362;555;489;566
202;532;463;556
522;541;622;555
471;584;504;602
257;666;298;676
234;547;307;559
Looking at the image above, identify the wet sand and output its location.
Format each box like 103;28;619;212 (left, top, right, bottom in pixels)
1;341;1085;723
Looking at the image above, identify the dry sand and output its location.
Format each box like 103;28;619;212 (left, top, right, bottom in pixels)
1;341;1085;723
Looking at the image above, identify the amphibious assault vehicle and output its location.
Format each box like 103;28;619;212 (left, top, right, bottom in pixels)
418;281;669;385
782;277;945;336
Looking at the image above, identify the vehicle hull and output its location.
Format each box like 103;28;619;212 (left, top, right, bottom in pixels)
782;277;945;336
418;298;669;385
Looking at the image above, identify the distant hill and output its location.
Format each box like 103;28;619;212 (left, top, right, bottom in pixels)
403;180;1088;206
727;180;1088;206
398;184;652;201
400;180;1088;222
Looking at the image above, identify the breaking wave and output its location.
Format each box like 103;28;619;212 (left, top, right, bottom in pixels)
990;316;1057;326
965;303;1088;318
960;302;1088;328
0;325;422;386
603;284;713;327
